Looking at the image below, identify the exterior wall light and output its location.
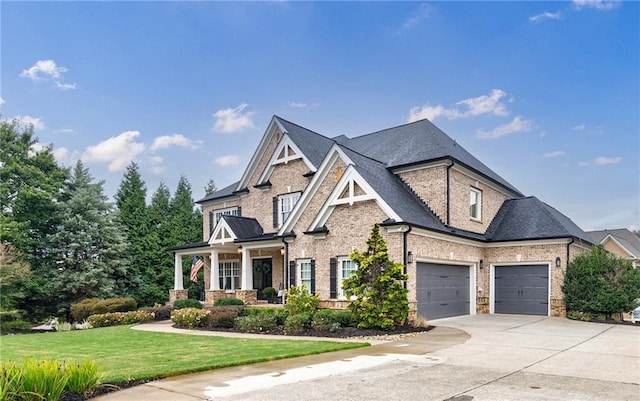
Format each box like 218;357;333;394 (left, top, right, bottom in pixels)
407;251;414;264
280;248;285;256
555;256;561;267
479;259;484;269
237;247;243;254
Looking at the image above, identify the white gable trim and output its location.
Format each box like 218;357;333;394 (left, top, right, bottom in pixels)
257;134;316;185
208;218;237;245
278;144;353;235
237;116;286;191
602;234;638;258
308;165;401;231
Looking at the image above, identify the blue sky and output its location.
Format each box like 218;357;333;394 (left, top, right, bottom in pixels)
2;1;638;232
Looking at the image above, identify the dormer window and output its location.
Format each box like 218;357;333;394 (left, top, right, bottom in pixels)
470;187;482;220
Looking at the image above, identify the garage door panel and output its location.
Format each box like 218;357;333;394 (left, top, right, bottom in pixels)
494;265;548;316
417;263;470;320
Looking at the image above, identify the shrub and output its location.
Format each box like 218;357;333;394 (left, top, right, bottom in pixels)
275;309;289;326
0;359;101;401
285;285;320;316
209;311;238;328
0;310;22;323
173;299;203;309
87;311;153;328
241;307;278;317
74;320;93;330
171;308;210;329
140;305;174;321
54;322;73;332
284;313;311;335
263;287;277;301
234;314;278;333
214;298;244;306
563;245;640;318
311;309;336;331
344;224;409;330
1;320;32;333
70;298;137;322
335;310;353;327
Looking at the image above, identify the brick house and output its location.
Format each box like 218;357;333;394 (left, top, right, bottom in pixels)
168;116;593;320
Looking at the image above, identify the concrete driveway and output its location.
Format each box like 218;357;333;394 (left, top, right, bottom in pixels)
94;315;639;401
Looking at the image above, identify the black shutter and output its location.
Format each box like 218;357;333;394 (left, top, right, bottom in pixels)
310;259;316;295
236;206;242;217
329;258;337;298
273;196;279;228
289;260;296;287
208;211;214;236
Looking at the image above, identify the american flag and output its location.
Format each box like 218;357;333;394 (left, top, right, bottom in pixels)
190;256;204;282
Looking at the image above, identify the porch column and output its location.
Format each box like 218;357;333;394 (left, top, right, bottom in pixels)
240;248;253;290
174;253;183;290
210;250;220;290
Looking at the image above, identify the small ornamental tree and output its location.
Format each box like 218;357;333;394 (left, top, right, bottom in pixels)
563;245;640;319
343;224;409;330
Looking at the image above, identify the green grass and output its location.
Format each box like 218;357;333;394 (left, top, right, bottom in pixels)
0;325;368;383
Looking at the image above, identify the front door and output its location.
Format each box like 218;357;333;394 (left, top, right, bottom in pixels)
252;258;273;300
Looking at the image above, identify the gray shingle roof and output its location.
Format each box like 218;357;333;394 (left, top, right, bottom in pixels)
485;196;593;243
276;117;335;169
222;215;264;240
587;229;640;258
196;181;239;204
345;119;522;196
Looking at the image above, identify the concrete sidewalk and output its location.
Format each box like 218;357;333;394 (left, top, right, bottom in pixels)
94;316;639;400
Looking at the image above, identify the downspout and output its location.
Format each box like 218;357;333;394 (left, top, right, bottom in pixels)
446;160;454;226
566;237;574;268
403;226;412;290
281;237;289;291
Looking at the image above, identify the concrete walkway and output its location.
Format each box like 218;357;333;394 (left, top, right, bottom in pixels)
94;315;639;401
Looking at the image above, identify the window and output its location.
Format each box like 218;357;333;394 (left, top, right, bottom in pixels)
470;188;482;220
338;258;358;298
214;206;241;226
298;260;312;291
218;260;240;290
278;192;301;227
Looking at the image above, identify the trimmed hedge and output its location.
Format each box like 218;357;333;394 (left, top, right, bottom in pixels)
140;305;175;321
173;299;203;309
171;308;210;329
284;313;311;335
214;298;244;306
234;314;278;333
87;311;153;328
311;309;336;331
70;298;137;322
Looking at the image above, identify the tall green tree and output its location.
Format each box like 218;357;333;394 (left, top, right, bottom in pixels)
140;182;174;305
44;161;134;317
116;162;151;305
170;176;203;299
204;178;217;196
343;224;409;330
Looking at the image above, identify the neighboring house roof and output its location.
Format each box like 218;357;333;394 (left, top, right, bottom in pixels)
486;197;594;243
221;215;264;240
344;119;523;196
586;228;640;258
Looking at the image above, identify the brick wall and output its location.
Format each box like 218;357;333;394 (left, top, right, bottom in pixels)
398;165;447;222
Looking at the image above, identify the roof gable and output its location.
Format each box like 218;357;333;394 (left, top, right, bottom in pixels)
209;215;264;244
587;229;640;258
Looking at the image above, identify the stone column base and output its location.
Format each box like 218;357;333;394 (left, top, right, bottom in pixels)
550;298;566;317
204;289;258;305
205;290;227;305
476;296;490;314
235;290;258;305
169;289;189;303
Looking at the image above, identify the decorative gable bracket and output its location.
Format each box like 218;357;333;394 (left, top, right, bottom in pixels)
257;134;316;185
208;218;237;245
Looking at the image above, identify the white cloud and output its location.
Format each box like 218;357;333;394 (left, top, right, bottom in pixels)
402;3;433;30
544;150;567;158
407;89;509;122
572;124;586;131
81;131;146;172
215;155;240;167
0;97;4;106
14;115;45;130
573;0;620;10
53;128;76;135
477;116;534;139
149;155;163;164
20;59;76;90
529;11;562;22
289;102;308;108
213;103;255;133
578;156;622;166
28;143;46;156
150;134;202;151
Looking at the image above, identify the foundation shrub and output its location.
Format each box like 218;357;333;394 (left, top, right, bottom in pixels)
70;298;137;322
284;313;311;335
140;305;175;321
334;310;354;327
311;309;337;331
213;298;244;306
87;311;153;328
171;308;210;329
234;314;278;333
285;285;320;316
173;299;202;309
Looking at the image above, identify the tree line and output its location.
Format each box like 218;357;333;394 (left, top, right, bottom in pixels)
1;118;212;321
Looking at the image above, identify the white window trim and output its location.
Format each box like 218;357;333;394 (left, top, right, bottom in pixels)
214;206;240;226
279;192;301;228
337;257;358;300
297;259;312;291
470;187;482;221
218;260;240;291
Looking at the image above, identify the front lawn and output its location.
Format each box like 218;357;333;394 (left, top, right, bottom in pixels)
0;325;368;383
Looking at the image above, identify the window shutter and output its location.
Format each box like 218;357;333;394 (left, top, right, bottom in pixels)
310;259;316;295
236;206;242;217
329;258;337;298
273;196;279;228
208;211;214;236
289;260;296;287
